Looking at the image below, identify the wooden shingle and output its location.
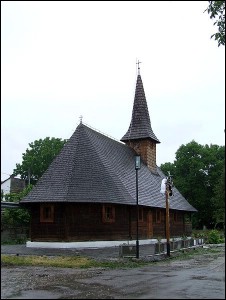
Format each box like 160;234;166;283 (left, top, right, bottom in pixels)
20;123;196;212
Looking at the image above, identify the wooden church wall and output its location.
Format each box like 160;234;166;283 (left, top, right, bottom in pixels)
152;208;192;238
29;203;192;242
66;203;131;241
30;203;134;242
30;203;66;241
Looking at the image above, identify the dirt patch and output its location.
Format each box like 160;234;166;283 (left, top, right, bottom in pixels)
1;245;225;299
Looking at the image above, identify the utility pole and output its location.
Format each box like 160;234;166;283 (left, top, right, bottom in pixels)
165;172;173;257
165;182;170;257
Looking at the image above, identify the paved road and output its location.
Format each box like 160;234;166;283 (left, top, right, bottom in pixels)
1;244;225;299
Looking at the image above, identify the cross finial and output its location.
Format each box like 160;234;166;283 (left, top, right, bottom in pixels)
79;115;83;124
136;60;142;75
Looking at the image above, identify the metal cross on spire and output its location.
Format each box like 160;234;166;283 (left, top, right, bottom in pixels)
136;60;142;75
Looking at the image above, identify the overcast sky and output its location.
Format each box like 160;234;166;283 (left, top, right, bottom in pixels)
1;1;225;181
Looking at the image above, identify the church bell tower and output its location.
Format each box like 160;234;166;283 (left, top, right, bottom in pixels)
121;62;160;173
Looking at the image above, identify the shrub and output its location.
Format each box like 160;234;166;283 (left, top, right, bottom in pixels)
206;229;224;244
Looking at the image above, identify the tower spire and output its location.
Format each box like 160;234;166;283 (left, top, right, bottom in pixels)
121;64;160;173
121;69;160;143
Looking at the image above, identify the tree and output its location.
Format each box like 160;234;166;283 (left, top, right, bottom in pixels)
13;137;67;184
159;162;176;178
160;140;225;229
204;1;225;46
1;184;33;229
212;164;225;229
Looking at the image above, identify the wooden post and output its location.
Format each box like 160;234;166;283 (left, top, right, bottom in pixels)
165;186;170;257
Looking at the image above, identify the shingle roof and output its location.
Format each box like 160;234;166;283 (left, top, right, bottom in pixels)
20;123;196;212
121;74;160;143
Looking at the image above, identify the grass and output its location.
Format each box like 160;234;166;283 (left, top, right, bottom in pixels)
1;246;223;269
1;254;149;269
1;255;93;268
169;246;221;261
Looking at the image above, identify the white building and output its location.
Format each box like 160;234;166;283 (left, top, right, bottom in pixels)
1;175;26;200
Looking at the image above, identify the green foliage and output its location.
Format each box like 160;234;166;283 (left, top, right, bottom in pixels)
192;230;207;239
13;137;67;184
1;185;33;228
1;238;27;245
206;229;224;244
2;207;30;227
212;164;225;228
181;234;188;240
2;184;33;203
0;254;150;269
160;140;225;229
160;162;176;178
204;1;225;46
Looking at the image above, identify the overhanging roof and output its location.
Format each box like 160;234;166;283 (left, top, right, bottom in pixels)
20;123;197;212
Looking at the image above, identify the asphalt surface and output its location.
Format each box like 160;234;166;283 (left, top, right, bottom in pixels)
1;244;225;299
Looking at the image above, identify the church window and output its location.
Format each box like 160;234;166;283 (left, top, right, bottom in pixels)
102;205;115;223
153;209;161;223
40;204;54;223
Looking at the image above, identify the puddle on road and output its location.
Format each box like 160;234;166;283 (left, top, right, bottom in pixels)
8;289;60;299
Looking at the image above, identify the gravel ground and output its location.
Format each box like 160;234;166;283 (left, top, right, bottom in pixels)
1;244;225;299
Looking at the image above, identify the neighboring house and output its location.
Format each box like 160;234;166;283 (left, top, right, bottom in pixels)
20;70;197;242
1;175;26;201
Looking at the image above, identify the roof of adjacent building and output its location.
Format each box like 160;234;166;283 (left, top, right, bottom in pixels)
20;123;197;212
1;176;26;193
121;74;160;143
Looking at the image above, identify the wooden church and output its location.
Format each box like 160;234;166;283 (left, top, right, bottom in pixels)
20;68;197;243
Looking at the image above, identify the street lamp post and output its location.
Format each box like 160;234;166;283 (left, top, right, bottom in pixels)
135;155;141;259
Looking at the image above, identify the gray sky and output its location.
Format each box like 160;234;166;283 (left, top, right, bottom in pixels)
1;1;225;181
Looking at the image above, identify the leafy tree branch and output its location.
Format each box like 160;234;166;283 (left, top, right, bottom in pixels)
204;1;225;46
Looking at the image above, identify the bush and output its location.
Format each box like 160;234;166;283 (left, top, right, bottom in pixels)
206;229;224;244
192;230;208;239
